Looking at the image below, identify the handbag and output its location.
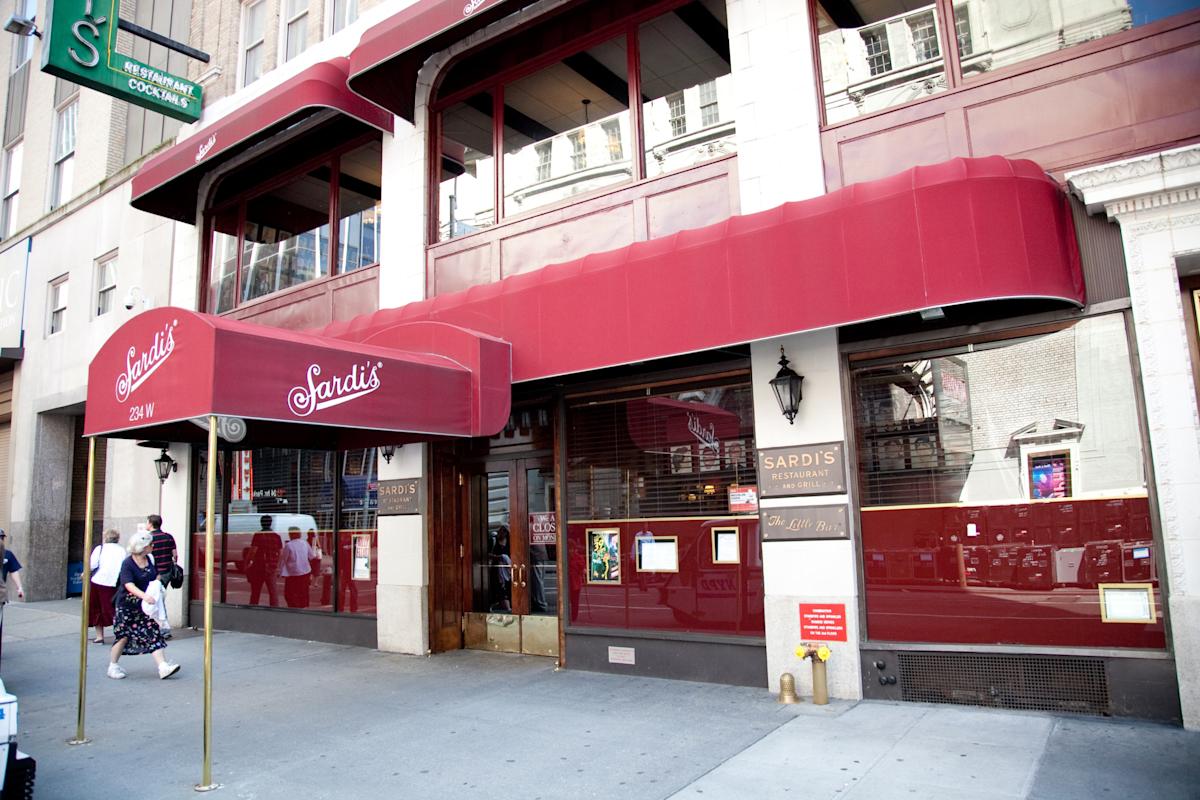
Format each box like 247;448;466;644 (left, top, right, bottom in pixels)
166;562;185;589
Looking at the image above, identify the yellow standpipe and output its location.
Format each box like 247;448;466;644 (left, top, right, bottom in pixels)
796;643;832;705
68;437;97;746
196;418;219;792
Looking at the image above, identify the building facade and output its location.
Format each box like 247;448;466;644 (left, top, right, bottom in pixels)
7;0;1200;729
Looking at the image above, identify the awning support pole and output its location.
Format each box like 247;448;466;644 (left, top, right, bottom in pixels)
67;436;97;746
196;417;219;791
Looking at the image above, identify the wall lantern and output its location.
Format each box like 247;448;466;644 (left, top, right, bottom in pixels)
769;346;804;425
380;444;396;464
3;14;41;38
153;448;177;484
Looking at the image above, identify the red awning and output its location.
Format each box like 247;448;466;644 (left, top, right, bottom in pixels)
348;0;535;121
131;58;393;223
84;308;510;446
318;156;1085;383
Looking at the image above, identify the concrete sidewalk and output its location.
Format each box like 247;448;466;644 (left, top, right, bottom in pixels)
2;600;1196;800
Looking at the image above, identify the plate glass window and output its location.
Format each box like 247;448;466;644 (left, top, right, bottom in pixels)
48;276;68;335
1;143;21;239
95;255;117;316
330;0;356;34
50;101;77;209
242;0;267;86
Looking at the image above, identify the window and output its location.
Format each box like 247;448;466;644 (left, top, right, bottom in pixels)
242;0;266;87
602;119;624;162
95;254;117;316
535;141;552;181
206;139;382;313
329;0;356;34
818;1;1186;124
10;0;35;69
698;80;719;127
1;143;20;239
434;0;735;240
908;11;940;62
568;130;587;171
48;276;68;335
50;100;77;209
851;314;1161;650
282;0;308;62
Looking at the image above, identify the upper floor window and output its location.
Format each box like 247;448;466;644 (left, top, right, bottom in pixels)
95;253;117;316
1;142;20;239
433;0;735;242
816;0;1190;125
10;0;36;70
242;0;267;87
48;275;68;335
205;138;382;313
282;0;309;62
50;99;77;209
329;0;357;34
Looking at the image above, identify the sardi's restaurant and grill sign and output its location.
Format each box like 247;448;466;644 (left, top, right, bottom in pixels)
757;442;846;497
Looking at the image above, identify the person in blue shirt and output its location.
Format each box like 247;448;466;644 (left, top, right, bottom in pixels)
0;530;24;600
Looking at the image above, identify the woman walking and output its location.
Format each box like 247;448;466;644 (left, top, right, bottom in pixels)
88;529;124;644
107;531;180;680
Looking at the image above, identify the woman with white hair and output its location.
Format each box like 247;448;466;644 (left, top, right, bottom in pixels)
88;529;124;644
107;531;180;680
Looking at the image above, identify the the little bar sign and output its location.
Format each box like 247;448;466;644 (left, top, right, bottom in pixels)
760;504;849;541
757;442;846;497
377;478;420;516
42;0;202;122
799;603;847;642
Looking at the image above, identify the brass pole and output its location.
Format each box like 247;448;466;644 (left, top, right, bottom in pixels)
68;437;97;746
196;419;219;791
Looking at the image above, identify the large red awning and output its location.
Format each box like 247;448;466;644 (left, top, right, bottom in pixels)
84;308;510;446
348;0;535;121
131;58;393;223
318;156;1085;383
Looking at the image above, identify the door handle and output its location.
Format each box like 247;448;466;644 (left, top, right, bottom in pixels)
518;564;527;587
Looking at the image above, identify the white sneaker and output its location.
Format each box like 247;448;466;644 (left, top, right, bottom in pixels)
158;661;181;680
106;663;126;680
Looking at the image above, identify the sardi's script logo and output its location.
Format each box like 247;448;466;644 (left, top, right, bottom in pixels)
288;361;383;417
687;411;720;454
195;134;217;163
115;319;177;402
463;0;487;16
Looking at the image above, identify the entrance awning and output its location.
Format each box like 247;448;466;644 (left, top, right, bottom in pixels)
130;58;393;223
84;307;510;446
318;156;1086;383
348;0;537;121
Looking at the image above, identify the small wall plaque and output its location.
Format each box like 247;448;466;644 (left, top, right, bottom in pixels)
761;504;849;541
757;442;847;497
377;478;421;516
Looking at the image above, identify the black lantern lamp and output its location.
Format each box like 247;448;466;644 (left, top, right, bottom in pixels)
770;346;804;425
153;448;177;484
380;444;396;464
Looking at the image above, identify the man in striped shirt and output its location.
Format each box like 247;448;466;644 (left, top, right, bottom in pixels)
147;514;177;639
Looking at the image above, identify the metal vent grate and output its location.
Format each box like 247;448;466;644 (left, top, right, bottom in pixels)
897;652;1109;716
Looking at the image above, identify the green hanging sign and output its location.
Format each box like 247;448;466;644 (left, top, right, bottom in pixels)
40;0;202;123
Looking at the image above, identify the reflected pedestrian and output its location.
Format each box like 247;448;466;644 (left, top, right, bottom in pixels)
89;529;124;644
280;527;315;608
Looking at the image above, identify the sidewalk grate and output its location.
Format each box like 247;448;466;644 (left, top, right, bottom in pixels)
897;651;1109;716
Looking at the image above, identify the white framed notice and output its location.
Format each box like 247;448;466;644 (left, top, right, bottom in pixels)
636;536;679;573
352;533;372;581
712;527;740;564
1098;583;1156;624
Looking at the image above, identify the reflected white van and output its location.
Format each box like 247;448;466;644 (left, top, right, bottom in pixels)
226;513;319;573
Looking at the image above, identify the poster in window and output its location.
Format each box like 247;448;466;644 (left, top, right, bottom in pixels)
670;445;693;475
352;534;371;581
712;527;740;564
698;444;721;473
636;536;679;572
586;528;621;584
724;439;747;469
1029;452;1071;499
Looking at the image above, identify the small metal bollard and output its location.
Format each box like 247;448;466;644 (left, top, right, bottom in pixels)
777;672;800;704
795;643;831;705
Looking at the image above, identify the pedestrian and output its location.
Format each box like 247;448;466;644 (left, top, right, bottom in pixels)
0;529;25;664
146;514;177;638
279;527;315;608
88;529;124;644
107;531;180;680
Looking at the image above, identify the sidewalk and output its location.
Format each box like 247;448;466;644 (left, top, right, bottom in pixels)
2;600;1197;799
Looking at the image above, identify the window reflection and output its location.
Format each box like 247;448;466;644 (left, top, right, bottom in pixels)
439;92;496;241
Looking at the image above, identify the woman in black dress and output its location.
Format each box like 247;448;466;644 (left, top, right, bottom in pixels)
107;531;180;680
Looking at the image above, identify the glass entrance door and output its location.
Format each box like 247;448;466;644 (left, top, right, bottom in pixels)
465;457;559;656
